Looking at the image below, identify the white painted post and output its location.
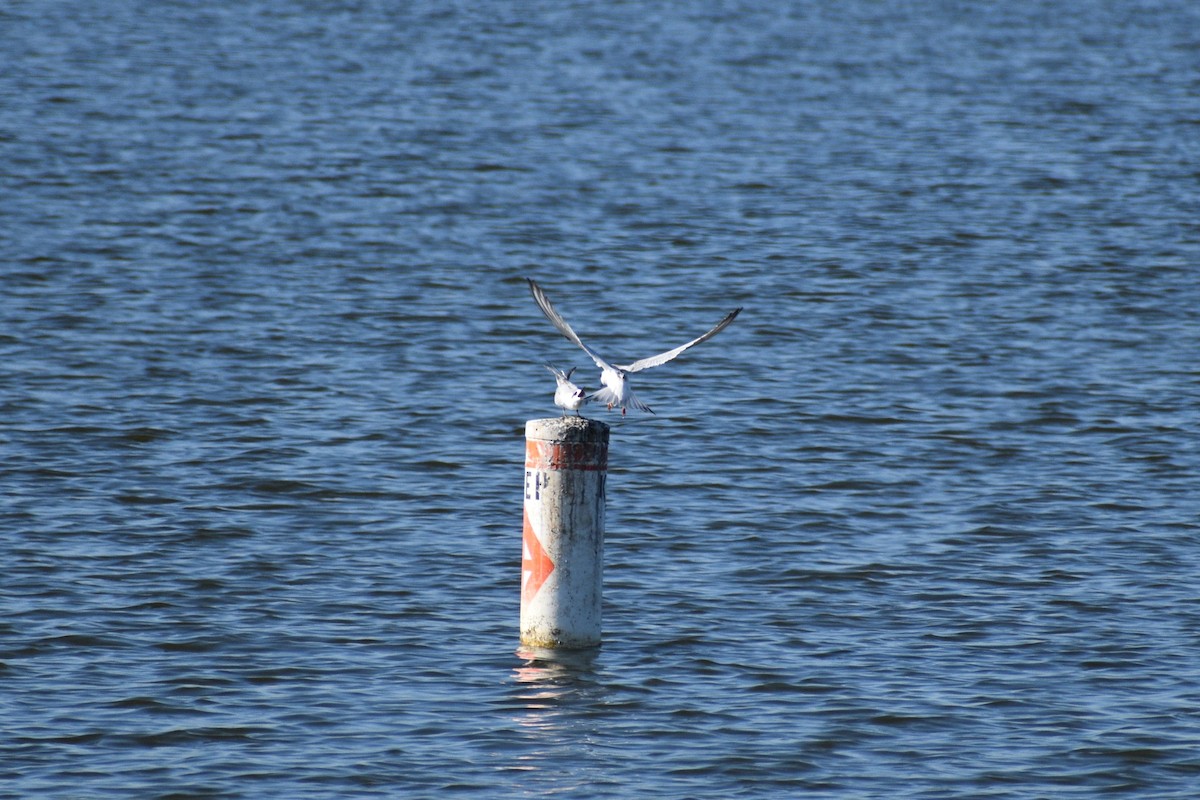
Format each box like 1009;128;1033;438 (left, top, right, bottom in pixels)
521;416;609;649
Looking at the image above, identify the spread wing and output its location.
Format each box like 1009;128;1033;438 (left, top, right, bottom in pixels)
618;307;742;373
527;278;614;371
543;364;578;383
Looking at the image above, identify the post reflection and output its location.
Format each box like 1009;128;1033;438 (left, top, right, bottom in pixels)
506;645;605;788
509;645;601;738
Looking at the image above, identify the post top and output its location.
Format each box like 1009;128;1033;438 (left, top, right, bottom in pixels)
525;416;610;444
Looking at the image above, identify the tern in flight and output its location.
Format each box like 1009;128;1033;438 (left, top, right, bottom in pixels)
526;277;742;416
545;365;587;416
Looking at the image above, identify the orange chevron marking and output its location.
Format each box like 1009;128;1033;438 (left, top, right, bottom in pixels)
521;505;554;605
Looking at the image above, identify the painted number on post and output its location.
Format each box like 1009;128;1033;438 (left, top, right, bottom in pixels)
525;469;549;501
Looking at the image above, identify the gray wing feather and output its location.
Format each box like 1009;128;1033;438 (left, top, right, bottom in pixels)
618;307;743;373
543;364;579;383
527;278;613;371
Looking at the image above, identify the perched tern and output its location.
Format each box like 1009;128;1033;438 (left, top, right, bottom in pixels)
526;277;742;416
545;364;587;416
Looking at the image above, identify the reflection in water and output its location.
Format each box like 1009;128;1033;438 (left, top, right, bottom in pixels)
506;646;604;784
514;645;600;681
512;645;601;717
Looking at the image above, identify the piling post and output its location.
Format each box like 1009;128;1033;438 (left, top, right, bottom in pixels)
521;416;610;649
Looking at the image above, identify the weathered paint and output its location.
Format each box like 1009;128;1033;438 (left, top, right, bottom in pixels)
521;416;609;649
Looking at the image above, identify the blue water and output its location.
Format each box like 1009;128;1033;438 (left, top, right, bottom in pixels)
3;1;1199;797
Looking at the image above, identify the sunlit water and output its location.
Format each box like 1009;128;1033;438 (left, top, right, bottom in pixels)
3;1;1199;797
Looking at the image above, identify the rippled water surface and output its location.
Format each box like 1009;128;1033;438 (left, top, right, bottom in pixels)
3;1;1199;797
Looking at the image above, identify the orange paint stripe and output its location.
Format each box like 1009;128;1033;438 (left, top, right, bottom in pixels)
524;439;608;471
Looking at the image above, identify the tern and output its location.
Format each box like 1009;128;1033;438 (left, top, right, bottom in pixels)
545;365;587;416
526;277;742;416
